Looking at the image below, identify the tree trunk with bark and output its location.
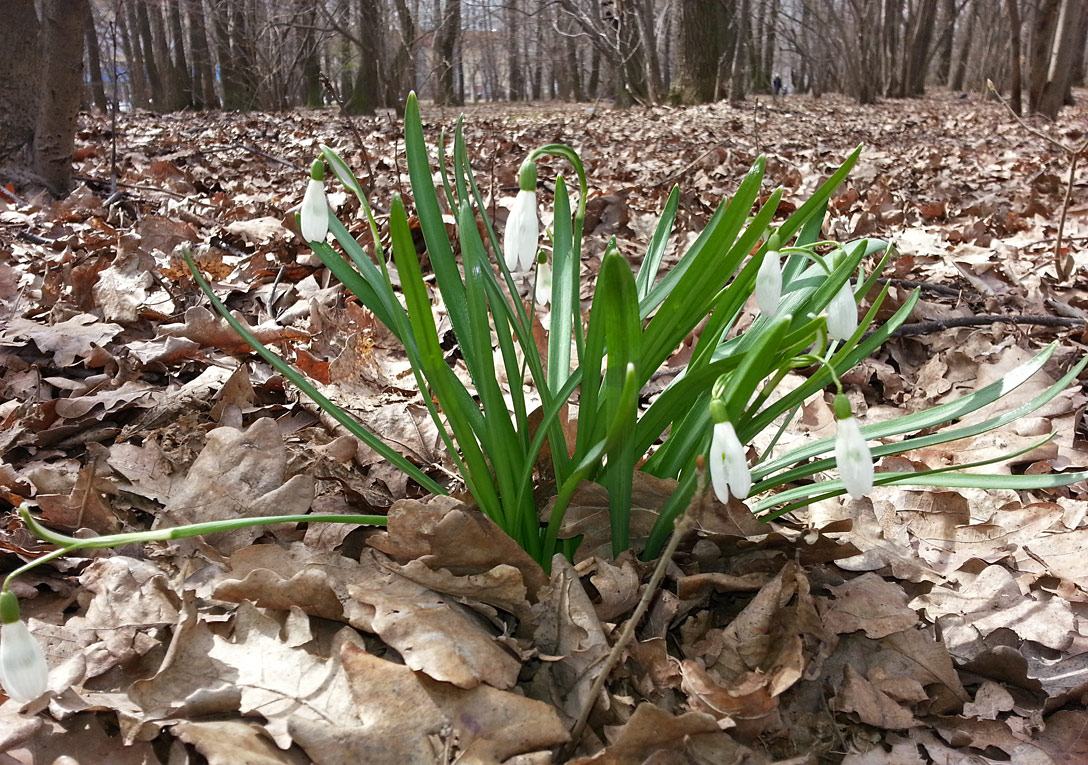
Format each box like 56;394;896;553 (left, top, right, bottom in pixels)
1027;0;1060;112
389;0;416;110
506;0;523;100
84;3;108;110
0;0;40;160
1005;0;1023;114
345;0;381;114
188;0;217;109
933;0;956;84
435;0;462;105
948;0;976;90
675;0;728;103
899;0;939;97
1036;0;1083;118
34;0;87;194
133;0;164;110
167;2;193;110
118;2;148;109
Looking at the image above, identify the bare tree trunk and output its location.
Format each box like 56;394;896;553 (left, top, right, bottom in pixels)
1005;0;1023;114
933;0;957;84
435;0;462;105
188;0;217;109
762;0;780;91
390;0;416;110
1071;0;1088;85
1036;0;1082;118
301;0;322;107
560;9;585;100
634;0;663;101
676;0;728;103
84;3;108;110
119;1;148;109
902;0;939;96
948;0;976;90
1027;0;1060;112
506;0;523;100
0;0;40;159
346;0;381;113
34;0;86;194
168;1;192;109
211;0;239;109
729;0;751;101
133;0;164;110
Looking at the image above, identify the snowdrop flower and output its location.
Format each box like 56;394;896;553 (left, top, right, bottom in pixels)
755;249;782;316
833;394;874;500
300;159;329;243
535;259;552;306
826;282;857;341
503;160;539;272
708;402;751;502
0;591;48;704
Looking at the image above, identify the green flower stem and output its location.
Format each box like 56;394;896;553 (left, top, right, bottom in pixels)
6;505;386;592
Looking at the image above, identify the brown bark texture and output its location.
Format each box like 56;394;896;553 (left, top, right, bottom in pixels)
34;0;88;195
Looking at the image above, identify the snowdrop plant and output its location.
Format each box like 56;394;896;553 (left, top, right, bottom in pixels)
3;91;1075;592
178;91;1087;569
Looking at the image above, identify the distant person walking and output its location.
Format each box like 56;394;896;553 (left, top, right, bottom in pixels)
773;74;783;96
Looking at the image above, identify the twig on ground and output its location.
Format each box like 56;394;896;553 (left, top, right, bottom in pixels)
562;464;702;757
16;230;54;245
0;184;28;207
74;174;216;207
988;81;1088;282
892;314;1083;337
878;277;965;298
232;141;306;172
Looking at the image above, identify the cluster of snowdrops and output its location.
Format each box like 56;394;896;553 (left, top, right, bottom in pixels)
3;94;1084;706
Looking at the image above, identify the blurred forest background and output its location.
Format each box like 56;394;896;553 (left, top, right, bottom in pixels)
0;0;1085;195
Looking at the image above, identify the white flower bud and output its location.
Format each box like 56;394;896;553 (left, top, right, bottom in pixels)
503;189;539;272
826;282;858;341
300;161;329;243
0;593;48;704
834;404;874;500
709;420;751;502
535;260;552;306
755;250;782;316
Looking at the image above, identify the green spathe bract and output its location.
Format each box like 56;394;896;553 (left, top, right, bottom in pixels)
23;93;1066;578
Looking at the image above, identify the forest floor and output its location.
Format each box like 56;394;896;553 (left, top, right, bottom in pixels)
0;90;1087;764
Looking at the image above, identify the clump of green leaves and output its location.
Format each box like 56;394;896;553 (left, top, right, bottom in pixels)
182;92;1086;570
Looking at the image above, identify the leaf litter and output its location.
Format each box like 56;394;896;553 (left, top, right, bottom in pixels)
0;92;1087;762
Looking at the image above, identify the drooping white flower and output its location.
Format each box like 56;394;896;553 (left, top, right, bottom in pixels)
709;420;751;502
535;260;552;306
503;160;539;272
756;249;782;316
833;394;874;500
300;159;329;243
826;281;858;341
0;592;48;704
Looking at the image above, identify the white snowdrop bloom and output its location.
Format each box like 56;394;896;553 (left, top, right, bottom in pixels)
826;281;858;341
755;250;782;316
709;420;751;503
300;160;329;243
833;395;874;500
503;160;539;272
535;260;552;305
0;592;48;704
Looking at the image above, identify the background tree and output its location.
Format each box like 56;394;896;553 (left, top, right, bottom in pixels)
0;0;87;195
